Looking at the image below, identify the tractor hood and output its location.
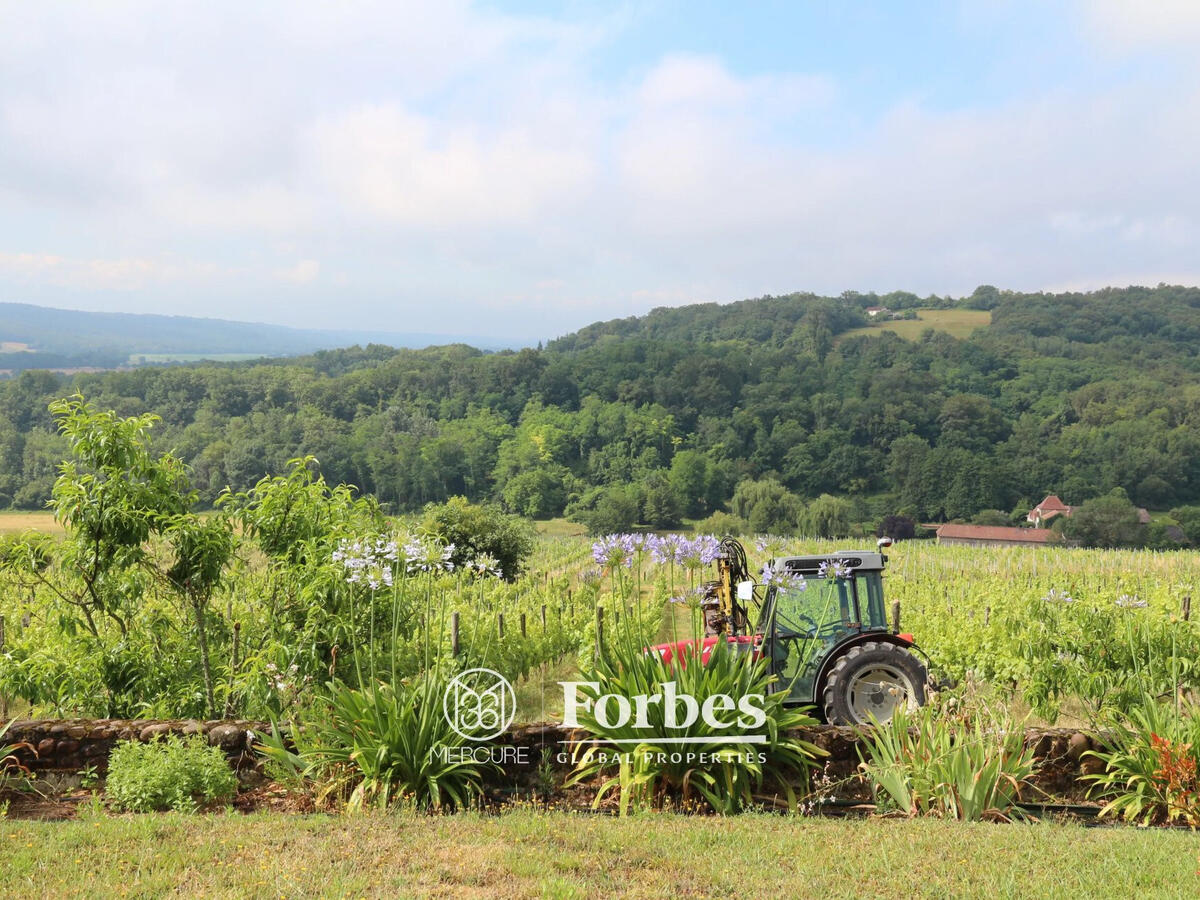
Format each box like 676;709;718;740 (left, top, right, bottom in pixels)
649;634;759;666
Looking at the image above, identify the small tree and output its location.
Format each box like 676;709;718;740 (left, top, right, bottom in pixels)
806;493;852;539
876;514;916;541
1061;488;1145;548
970;509;1010;527
33;395;239;717
421;496;535;580
729;478;803;534
566;485;640;537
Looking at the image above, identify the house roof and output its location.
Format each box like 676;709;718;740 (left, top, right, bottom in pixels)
936;524;1056;543
1034;494;1070;511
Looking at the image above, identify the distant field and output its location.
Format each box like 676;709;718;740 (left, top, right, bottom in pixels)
0;511;62;535
534;517;588;537
127;353;268;364
840;308;992;342
0;341;33;352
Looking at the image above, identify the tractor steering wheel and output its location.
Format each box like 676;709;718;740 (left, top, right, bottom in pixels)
776;614;819;639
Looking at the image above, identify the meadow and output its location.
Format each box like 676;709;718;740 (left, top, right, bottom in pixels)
838;307;993;341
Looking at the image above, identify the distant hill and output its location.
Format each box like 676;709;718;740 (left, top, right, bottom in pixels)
0;302;524;372
3;284;1200;537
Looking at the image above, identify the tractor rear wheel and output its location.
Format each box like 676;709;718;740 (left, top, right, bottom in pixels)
821;641;927;726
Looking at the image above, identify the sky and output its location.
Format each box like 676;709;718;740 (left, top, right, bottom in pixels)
1;0;1199;343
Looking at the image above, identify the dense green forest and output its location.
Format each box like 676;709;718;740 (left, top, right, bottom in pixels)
1;285;1199;538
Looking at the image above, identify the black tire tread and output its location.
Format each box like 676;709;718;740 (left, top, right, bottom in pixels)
821;640;927;725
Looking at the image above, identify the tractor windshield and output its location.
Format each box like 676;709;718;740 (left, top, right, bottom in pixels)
764;576;857;639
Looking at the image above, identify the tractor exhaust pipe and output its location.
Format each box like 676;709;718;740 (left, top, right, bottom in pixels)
891;600;901;634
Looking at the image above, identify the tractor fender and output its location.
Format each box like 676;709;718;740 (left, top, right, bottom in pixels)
813;632;917;700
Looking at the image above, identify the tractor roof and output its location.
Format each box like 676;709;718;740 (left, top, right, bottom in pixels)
777;551;887;575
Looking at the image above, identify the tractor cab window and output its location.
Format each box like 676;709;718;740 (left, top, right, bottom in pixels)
860;572;887;628
765;575;857;639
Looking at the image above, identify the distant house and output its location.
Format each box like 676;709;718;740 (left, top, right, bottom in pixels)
935;524;1056;547
865;306;889;318
1027;494;1072;526
1026;493;1152;526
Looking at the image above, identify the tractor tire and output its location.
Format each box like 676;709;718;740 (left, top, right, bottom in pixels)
821;641;927;726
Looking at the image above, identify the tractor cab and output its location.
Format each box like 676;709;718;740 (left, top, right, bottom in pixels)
758;551;897;711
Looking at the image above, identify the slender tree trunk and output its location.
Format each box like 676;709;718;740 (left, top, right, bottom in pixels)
192;595;216;719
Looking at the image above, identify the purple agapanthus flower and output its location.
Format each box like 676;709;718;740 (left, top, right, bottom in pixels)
817;558;853;580
760;562;807;592
649;533;686;565
592;534;636;569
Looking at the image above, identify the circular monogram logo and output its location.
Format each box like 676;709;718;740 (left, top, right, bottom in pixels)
443;667;516;740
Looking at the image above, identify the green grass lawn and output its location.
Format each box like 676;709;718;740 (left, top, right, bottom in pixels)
840;308;992;343
1;809;1197;899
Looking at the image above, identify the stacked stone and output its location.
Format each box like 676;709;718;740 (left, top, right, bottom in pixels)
5;718;267;773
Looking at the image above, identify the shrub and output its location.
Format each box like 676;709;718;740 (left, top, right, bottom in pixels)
1060;488;1145;548
105;735;238;812
693;510;748;536
729;478;803;534
1085;695;1200;827
876;514;916;541
566;485;641;536
568;636;824;814
858;697;1034;821
421;496;536;580
264;674;494;811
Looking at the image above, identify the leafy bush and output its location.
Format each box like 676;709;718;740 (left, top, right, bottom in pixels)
858;698;1035;822
420;496;535;580
566;485;641;536
1085;695;1200;827
693;510;749;536
568;637;824;814
264;675;494;811
105;735;238;812
1060;488;1145;548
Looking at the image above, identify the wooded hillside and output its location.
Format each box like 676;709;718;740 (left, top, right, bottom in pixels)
1;285;1198;537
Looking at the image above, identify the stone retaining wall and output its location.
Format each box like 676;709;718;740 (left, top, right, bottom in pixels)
4;718;265;774
4;719;1108;803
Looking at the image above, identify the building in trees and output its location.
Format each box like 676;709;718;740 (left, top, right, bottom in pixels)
935;524;1056;547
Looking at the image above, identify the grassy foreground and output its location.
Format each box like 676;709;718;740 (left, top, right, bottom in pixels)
2;810;1197;899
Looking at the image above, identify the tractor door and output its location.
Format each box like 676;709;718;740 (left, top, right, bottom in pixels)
763;577;855;705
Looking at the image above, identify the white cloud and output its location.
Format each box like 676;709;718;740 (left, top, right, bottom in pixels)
0;2;1197;337
305;105;595;227
276;259;320;284
0;252;222;291
1080;0;1200;48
